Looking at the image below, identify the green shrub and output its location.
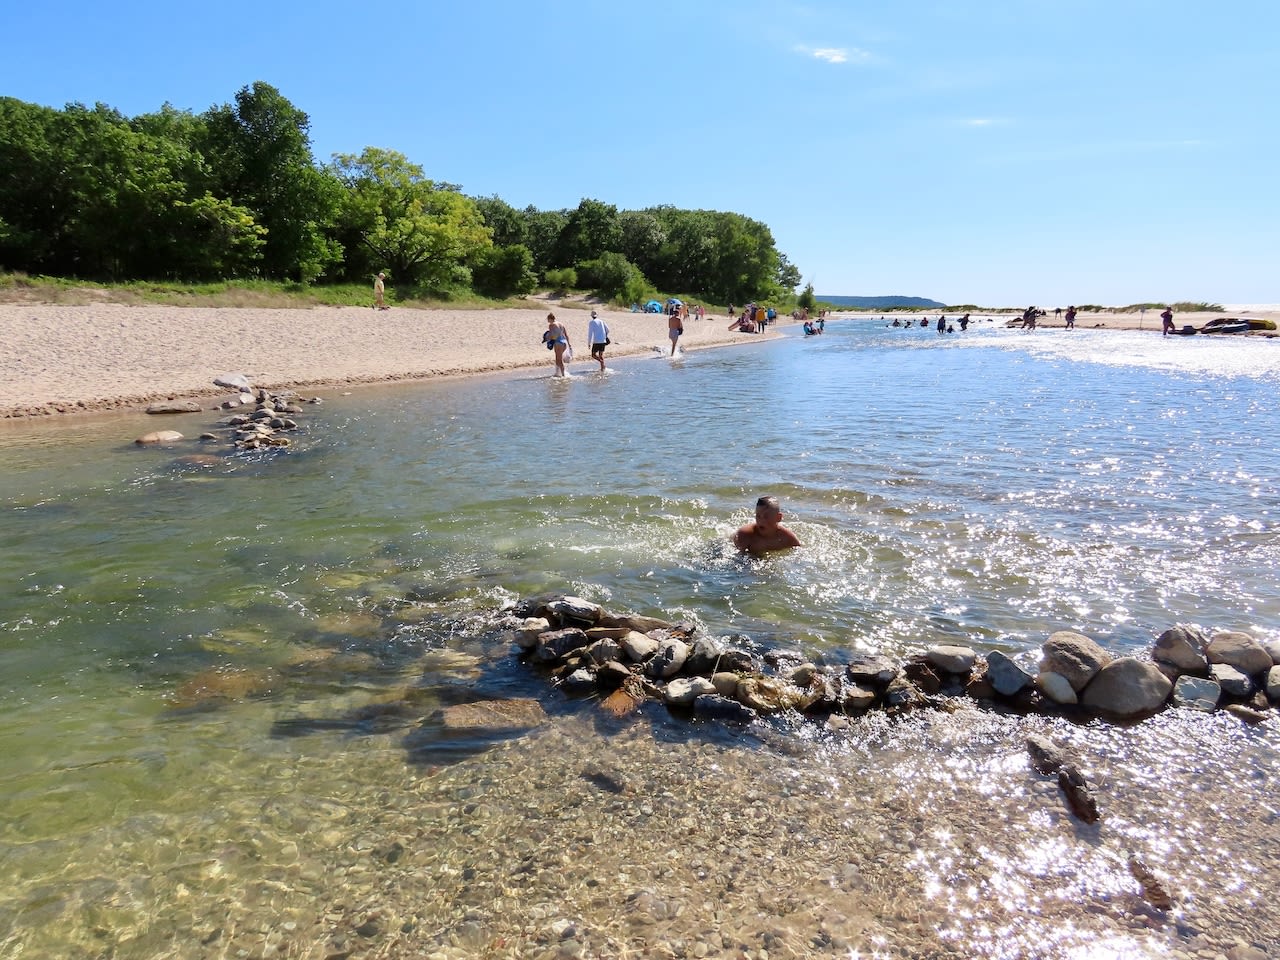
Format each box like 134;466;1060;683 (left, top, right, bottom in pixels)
543;267;577;294
472;244;537;298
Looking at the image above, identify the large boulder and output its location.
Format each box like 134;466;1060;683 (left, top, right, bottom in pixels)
1205;631;1272;676
1080;658;1172;718
1041;631;1112;692
1152;625;1208;672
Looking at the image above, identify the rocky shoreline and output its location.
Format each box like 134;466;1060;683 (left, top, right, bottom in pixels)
510;594;1280;728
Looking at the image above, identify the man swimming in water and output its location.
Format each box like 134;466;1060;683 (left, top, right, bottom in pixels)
732;496;802;555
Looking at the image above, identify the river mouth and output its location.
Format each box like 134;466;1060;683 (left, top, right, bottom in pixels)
2;321;1278;957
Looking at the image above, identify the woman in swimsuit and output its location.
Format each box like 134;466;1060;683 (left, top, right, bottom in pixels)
544;313;572;377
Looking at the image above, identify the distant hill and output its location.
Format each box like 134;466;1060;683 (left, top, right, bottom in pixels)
818;294;946;309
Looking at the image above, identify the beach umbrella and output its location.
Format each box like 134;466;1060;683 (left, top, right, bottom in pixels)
667;298;683;306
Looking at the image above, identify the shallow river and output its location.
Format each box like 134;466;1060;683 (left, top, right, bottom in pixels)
1;317;1278;959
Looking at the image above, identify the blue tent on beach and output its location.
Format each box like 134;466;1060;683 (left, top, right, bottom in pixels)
644;300;663;313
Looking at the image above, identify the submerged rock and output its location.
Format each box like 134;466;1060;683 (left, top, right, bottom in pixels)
136;429;184;445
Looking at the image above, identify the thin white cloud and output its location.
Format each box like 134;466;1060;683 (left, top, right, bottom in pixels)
793;44;873;65
960;117;1010;128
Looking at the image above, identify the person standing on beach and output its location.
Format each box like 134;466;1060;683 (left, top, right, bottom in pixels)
732;496;802;555
1161;306;1175;336
1065;305;1077;330
587;309;610;372
543;313;572;377
668;312;683;356
373;272;386;310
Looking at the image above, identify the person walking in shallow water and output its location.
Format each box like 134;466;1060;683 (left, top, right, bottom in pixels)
543;313;571;377
586;310;609;372
1161;306;1175;336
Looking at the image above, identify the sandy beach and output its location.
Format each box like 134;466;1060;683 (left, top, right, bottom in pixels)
0;301;781;418
1;301;1275;418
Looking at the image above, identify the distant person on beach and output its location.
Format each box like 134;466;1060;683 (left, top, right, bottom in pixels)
1022;306;1038;330
373;272;387;310
543;312;572;377
1065;305;1077;330
668;312;683;355
587;310;610;372
936;315;946;334
959;313;970;331
1161;307;1175;336
733;496;802;555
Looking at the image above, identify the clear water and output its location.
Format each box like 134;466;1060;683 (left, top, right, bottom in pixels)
1;319;1278;958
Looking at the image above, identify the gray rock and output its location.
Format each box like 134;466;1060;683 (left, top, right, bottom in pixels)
1152;625;1208;672
1268;665;1280;703
546;596;602;627
1262;638;1280;666
683;636;725;676
986;651;1035;696
883;676;923;708
135;430;184;445
513;617;551;650
841;681;878;711
693;694;757;723
535;627;590;663
1209;662;1255;698
214;372;253;392
1206;631;1273;676
846;653;898;686
146;400;203;414
558;668;596;696
1172;675;1221;712
1041;631;1112;692
584;637;622;665
1037;671;1078;705
926;645;977;674
645;638;690;679
1080;657;1172;718
621;631;660;663
662;676;716;706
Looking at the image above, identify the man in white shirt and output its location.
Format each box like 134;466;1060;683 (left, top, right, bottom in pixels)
586;310;610;371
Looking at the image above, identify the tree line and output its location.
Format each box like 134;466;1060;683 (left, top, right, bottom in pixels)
0;82;802;305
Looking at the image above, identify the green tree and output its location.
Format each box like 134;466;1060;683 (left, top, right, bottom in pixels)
331;147;492;293
473;195;527;248
521;207;568;275
199;82;341;282
554;198;621;267
577;251;644;300
471;243;537;298
797;283;816;311
618;210;666;280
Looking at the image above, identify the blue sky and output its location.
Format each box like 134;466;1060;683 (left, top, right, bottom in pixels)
3;0;1276;306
